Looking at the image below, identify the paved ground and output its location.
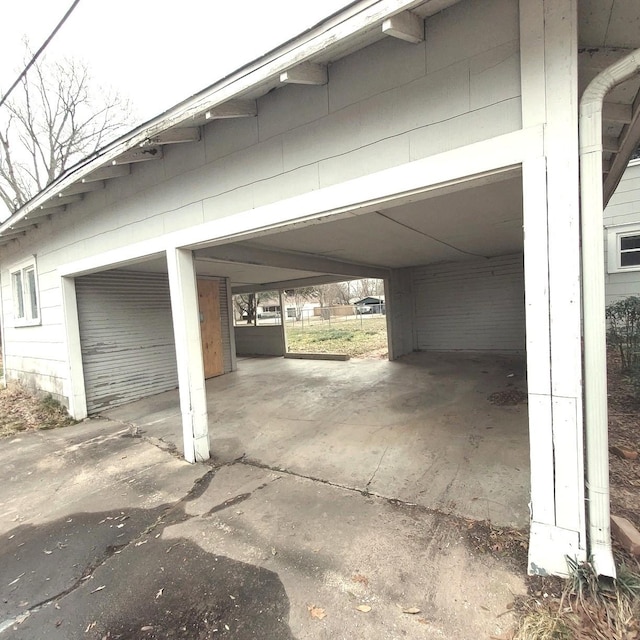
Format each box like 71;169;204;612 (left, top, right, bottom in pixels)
105;352;530;528
0;418;526;639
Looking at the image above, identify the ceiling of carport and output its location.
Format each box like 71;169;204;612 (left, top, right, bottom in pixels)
239;174;523;270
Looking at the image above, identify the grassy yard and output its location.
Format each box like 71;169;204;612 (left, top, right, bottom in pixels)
285;316;388;358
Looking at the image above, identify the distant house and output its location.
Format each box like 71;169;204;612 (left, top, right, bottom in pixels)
604;159;640;305
353;296;385;313
0;0;638;578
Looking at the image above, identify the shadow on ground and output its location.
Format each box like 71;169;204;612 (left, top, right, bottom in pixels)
1;475;295;640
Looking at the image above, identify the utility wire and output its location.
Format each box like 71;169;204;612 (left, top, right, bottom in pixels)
0;0;82;109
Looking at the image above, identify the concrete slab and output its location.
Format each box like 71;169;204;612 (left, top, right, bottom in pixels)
0;435;526;639
105;352;529;527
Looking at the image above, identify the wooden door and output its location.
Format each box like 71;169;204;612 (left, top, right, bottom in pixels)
197;279;224;378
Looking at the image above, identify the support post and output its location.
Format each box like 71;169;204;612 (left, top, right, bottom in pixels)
520;0;586;575
278;290;288;354
61;276;88;420
166;247;209;463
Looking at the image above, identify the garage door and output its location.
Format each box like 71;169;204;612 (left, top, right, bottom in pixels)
76;270;179;413
412;254;525;352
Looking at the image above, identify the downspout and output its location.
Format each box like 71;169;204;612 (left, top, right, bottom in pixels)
579;48;640;578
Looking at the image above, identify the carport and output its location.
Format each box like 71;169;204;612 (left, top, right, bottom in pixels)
87;168;528;529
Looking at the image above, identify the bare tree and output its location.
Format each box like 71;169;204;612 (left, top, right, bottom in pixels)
0;48;131;213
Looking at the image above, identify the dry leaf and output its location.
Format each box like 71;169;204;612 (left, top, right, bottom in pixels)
402;607;421;614
308;605;326;620
141;626;154;632
351;574;369;587
90;585;106;594
155;588;163;600
356;605;372;613
85;621;97;632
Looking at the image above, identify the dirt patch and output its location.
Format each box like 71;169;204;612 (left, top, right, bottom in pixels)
608;350;640;534
464;520;529;570
0;382;75;438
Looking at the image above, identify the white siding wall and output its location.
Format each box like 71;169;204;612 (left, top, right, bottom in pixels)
412;255;525;352
0;0;521;402
603;162;640;305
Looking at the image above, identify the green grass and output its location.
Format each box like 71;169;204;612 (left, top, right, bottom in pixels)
285;316;388;357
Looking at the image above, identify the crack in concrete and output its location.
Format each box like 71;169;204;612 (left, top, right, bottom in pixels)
365;445;389;489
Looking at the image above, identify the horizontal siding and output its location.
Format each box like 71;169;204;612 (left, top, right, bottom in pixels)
76;271;178;414
604;163;640;304
412;255;525;352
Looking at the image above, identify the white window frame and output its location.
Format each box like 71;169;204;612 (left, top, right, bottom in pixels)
10;257;41;327
607;223;640;273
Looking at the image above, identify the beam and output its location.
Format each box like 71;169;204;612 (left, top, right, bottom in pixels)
112;147;163;165
382;11;424;44
35;205;65;216
605;94;640;203
280;62;328;85
41;195;82;208
603;102;632;124
12;213;50;229
141;127;201;145
198;243;389;279
232;274;351;295
60;181;105;197
82;164;131;182
205;99;257;120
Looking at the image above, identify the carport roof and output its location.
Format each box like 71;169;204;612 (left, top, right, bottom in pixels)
0;0;639;248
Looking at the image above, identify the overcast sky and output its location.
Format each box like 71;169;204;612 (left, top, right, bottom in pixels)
1;0;352;124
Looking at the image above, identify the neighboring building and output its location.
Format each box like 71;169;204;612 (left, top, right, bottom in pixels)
0;0;638;578
604;159;640;305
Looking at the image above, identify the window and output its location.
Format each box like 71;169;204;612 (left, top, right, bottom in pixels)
607;225;640;273
11;258;40;326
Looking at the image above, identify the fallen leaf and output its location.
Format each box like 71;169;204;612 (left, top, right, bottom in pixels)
141;626;154;632
90;585;106;594
417;618;429;625
155;588;163;600
402;607;421;614
44;550;53;555
85;621;97;632
308;605;326;620
356;605;372;613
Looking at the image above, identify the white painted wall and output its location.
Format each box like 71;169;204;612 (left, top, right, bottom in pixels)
604;161;640;305
234;326;285;357
411;255;525;352
0;0;520;403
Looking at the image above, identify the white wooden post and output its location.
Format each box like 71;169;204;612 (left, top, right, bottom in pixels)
225;278;238;372
278;290;288;354
166;247;210;463
61;276;88;420
520;0;586;574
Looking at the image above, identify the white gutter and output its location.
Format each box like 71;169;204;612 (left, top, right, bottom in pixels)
579;48;640;578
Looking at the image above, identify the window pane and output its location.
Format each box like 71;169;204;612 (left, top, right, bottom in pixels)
621;235;640;251
12;271;24;318
621;251;640;267
26;268;38;320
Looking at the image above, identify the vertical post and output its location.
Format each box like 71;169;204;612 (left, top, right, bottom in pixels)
278;289;288;354
225;278;237;372
520;0;586;574
61;276;88;420
166;247;209;463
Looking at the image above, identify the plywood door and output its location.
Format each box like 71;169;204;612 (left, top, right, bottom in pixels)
197;279;224;378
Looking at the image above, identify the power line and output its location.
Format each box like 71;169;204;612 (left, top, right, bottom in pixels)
0;0;82;109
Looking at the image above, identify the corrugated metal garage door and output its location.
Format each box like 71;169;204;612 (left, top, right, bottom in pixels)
76;270;179;414
412;254;525;352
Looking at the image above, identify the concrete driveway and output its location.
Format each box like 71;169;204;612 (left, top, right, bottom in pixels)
0;417;526;639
